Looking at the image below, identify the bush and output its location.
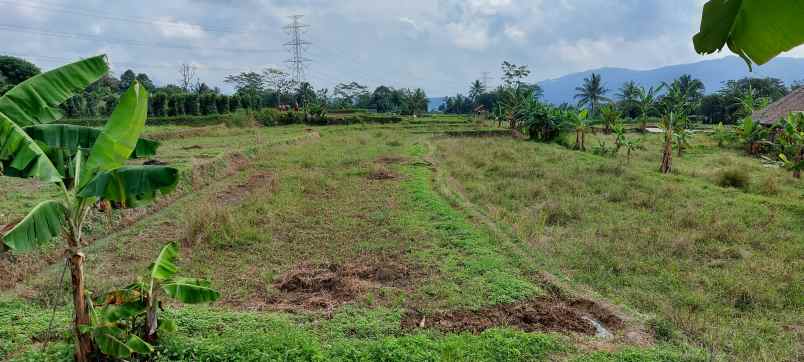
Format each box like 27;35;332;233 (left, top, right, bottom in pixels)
716;167;750;189
223;110;256;128
255;108;281;126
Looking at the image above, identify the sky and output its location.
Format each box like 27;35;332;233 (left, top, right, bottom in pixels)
4;0;804;96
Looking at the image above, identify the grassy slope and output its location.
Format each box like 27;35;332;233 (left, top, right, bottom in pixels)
433;131;803;361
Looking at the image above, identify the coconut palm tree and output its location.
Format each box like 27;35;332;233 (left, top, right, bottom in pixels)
616;81;641;117
469;80;486;103
575;73;610;116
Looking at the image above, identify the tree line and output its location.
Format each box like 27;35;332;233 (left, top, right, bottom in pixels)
0;55;430;119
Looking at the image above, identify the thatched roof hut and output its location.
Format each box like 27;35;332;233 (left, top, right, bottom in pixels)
752;88;804;125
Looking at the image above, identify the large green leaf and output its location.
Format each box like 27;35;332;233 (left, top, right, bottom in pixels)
150;242;179;281
77;165;178;208
163;277;220;304
694;0;804;67
80;81;149;188
93;326;152;358
0;112;62;183
23;124;159;178
0;55;108;127
1;200;66;252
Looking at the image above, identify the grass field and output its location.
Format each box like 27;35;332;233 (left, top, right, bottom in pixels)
1;118;801;361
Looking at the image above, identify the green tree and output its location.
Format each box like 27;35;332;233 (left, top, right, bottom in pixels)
0;56;178;361
119;70;137;93
469;80;486;103
224;72;265;111
501;61;530;87
616;81;641;118
659;112;683;173
136;73;155;92
0;55;41;85
574;73;610;116
370;86;395;113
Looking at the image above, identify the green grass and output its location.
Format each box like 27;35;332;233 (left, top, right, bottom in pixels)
1;119;798;361
433;132;803;361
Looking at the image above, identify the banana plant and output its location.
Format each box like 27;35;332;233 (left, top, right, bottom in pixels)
674;128;694;157
622;138;644;164
612;121;627;151
0;55;179;362
736;116;768;155
599;103;621;134
562;109;592;151
778;113;804;178
659;112;682;173
91;242;219;358
711;122;735;147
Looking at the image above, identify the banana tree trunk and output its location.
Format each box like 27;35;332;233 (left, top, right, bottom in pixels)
146;300;158;343
660;138;673;174
795;150;802;179
575;130;581;150
68;251;92;362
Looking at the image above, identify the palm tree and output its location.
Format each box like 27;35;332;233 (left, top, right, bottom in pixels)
616;81;641;117
469;80;486;103
575;73;610;116
676;74;705;104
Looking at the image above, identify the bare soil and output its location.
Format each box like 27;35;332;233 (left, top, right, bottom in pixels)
216;172;277;203
267;260;413;311
402;297;624;336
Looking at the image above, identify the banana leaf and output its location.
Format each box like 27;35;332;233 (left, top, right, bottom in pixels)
1;200;66;251
0;55;108;127
23;124;160;178
77;165;178;208
694;0;804;68
0;112;62;183
81;81;149;189
163;277;220;304
150;242;178;281
93;327;154;358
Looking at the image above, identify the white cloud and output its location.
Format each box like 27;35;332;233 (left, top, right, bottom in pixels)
446;21;489;50
399;17;422;32
154;17;206;40
503;25;526;42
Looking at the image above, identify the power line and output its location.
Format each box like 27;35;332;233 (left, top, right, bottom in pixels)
283;15;311;84
0;24;283;54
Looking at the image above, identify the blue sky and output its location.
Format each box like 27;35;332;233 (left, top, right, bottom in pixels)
4;0;802;96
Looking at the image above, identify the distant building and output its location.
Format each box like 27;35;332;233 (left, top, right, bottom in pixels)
753;88;804;125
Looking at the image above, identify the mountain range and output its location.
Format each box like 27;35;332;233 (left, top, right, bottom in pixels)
537;56;804;105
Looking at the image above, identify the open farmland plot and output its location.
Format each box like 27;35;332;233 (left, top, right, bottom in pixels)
0;120;801;361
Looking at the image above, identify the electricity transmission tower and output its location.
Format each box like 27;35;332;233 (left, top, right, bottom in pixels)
283;15;311;85
481;72;490;89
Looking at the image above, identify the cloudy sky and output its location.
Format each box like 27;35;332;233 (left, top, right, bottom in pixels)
4;0;802;96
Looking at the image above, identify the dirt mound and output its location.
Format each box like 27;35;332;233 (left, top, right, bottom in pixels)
402;297;624;336
367;169;398;180
270;261;411;310
216;172;276;203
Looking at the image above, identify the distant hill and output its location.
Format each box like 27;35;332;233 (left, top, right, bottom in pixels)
428;97;447;112
538;56;804;105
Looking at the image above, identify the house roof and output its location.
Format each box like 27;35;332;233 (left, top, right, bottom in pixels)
752;88;804;125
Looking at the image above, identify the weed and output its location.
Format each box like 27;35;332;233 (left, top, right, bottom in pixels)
716;167;750;189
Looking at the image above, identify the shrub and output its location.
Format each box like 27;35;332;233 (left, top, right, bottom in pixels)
223;110;256;128
255;108;281;126
716;167;750;189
